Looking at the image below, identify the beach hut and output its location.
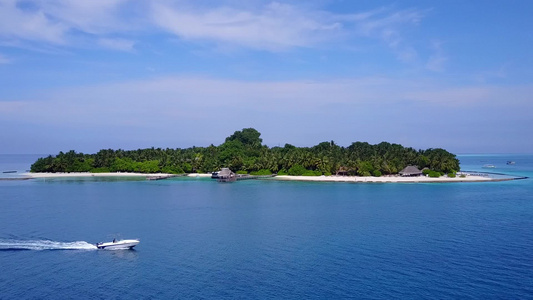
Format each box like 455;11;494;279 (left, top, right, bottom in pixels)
216;168;236;182
399;166;422;177
336;166;349;176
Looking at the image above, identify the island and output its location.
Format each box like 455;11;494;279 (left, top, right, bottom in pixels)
26;128;511;183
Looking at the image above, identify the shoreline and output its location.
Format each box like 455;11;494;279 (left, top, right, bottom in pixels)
16;172;522;183
273;174;510;183
20;172;213;179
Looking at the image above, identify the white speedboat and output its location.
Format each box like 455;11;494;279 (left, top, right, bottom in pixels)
96;239;139;250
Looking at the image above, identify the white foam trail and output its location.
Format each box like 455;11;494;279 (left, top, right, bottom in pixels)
0;239;97;250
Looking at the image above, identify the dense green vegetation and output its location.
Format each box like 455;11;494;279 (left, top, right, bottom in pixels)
30;128;460;175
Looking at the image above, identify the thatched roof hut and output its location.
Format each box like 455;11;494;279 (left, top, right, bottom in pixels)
336;166;349;176
217;168;236;182
399;166;422;177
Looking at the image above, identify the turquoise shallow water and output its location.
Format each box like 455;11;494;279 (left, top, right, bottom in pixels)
1;154;532;299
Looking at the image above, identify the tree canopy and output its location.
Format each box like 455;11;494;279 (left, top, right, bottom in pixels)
31;128;460;175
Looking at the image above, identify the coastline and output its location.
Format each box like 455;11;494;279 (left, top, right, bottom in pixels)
273;174;505;183
21;172;213;179
18;172;515;183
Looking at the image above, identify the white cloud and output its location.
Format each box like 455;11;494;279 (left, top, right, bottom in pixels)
0;0;68;44
150;2;342;51
356;8;423;33
37;0;133;34
0;0;428;61
364;9;424;62
98;38;136;52
0;0;136;48
406;86;495;106
150;2;425;55
3;76;531;125
2;76;531;152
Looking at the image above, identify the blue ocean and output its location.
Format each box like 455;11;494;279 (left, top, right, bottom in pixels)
1;154;532;299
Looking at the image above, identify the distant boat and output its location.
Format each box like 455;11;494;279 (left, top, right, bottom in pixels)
482;164;496;169
2;171;17;173
96;239;139;250
507;161;516;165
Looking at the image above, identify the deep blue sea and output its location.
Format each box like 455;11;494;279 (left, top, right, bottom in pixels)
1;154;532;299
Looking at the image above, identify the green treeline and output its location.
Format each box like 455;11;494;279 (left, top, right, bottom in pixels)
30;128;460;176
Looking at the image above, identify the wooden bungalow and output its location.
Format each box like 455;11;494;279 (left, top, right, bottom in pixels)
336;166;349;176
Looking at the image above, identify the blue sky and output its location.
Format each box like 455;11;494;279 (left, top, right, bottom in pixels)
1;0;532;154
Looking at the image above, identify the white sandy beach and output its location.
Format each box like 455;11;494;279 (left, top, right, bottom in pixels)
273;174;497;183
20;172;502;182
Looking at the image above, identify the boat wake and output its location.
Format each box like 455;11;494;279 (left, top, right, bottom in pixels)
0;239;97;251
